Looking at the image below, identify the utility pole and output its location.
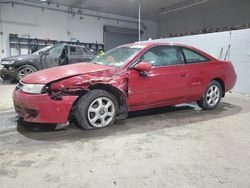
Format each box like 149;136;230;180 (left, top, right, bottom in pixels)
138;1;141;42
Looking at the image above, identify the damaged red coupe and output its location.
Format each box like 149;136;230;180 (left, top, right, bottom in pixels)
13;42;237;129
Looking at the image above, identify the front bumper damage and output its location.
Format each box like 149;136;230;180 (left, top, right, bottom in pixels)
13;89;78;124
13;68;129;124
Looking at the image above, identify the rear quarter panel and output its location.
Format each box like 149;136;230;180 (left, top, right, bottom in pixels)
221;61;237;92
186;61;226;101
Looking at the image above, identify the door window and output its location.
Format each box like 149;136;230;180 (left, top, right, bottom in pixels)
182;48;209;63
141;46;184;66
48;45;63;57
70;47;86;56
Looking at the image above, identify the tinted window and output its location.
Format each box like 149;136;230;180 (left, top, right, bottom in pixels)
70;47;85;56
182;48;209;63
141;46;184;67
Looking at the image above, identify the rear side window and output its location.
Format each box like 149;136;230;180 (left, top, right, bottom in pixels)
182;48;209;63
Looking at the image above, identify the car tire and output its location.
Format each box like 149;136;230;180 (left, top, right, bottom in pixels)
75;89;118;130
197;80;222;110
17;65;37;80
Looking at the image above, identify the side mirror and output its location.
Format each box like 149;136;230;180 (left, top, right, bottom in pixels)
134;61;152;72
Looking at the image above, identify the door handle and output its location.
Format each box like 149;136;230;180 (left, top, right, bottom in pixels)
180;73;189;77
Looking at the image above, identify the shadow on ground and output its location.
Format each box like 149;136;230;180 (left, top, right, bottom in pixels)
15;101;242;142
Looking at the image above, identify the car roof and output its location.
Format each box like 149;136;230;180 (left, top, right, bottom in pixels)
62;43;88;48
123;41;195;49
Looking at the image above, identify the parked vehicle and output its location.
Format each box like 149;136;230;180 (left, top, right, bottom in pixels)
13;42;237;130
1;43;96;80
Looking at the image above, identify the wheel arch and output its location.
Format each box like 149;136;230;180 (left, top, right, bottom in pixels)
69;83;128;121
212;77;225;97
16;64;38;80
16;63;39;71
88;84;128;119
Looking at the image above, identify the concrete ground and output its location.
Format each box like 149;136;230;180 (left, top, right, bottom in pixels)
0;81;250;188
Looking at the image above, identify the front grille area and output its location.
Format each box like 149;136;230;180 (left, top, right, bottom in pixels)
14;104;38;119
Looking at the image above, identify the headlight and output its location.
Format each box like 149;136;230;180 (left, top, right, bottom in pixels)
1;60;15;65
22;84;46;94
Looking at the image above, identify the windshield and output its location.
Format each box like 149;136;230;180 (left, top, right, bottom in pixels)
92;46;144;67
32;46;53;55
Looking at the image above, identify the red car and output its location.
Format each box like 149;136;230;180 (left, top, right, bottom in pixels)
13;42;237;129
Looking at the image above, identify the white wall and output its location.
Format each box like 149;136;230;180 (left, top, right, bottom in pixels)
0;3;158;59
153;29;250;93
159;0;250;38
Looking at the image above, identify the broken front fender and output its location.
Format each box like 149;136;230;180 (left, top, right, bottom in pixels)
49;69;129;119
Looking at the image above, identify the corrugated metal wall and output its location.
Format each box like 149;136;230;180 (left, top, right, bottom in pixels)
104;26;139;51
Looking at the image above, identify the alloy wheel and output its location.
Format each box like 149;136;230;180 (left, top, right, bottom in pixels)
19;67;34;79
206;85;220;107
87;97;115;128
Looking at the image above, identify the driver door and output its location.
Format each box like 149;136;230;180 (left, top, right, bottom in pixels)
42;45;64;68
128;46;189;109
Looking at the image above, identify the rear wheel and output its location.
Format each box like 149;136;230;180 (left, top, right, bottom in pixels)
198;81;222;110
17;65;37;80
75;90;118;130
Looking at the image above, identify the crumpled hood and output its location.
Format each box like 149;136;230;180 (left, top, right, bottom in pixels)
1;54;40;62
22;63;115;84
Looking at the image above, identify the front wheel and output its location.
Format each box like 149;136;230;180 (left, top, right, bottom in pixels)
17;65;37;80
75;90;118;130
197;81;222;110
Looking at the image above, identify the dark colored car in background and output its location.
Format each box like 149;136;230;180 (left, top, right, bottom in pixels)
0;43;96;80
